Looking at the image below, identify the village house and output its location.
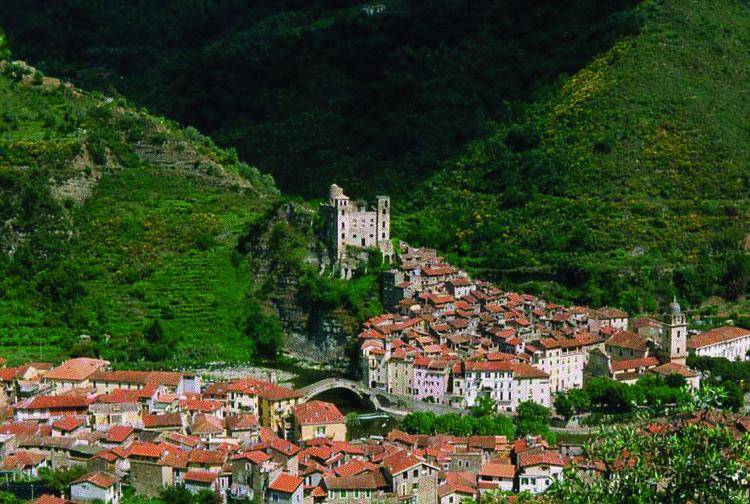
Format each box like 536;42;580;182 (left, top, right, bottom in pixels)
43;358;110;393
292;401;346;442
452;361;551;412
688;326;750;361
267;472;304;504
517;451;565;494
69;472;122;504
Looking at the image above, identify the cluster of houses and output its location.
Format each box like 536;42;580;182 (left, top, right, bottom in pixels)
363;243;750;411
0;356;589;503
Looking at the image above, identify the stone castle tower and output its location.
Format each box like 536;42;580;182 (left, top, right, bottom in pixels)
661;297;687;365
325;183;394;264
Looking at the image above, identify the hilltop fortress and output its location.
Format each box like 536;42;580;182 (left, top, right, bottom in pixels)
323;183;394;276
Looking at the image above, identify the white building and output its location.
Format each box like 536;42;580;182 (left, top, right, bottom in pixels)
517;452;565;494
70;472;121;503
530;334;601;393
688;326;750;361
452;361;551;412
588;307;628;334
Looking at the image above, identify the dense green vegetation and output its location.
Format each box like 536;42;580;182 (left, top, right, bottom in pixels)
0;53;279;366
400;399;555;443
548;422;750;503
555;374;743;426
4;0;750;309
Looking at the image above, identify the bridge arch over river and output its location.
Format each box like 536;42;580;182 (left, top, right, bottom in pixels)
297;378;459;417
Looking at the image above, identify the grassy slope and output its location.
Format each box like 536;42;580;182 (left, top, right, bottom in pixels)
398;0;750;309
0;66;279;365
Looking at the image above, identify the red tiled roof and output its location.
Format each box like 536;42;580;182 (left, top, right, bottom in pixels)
72;471;119;489
611;356;659;372
45;358;109;382
480;463;515;478
293;401;344;426
33;496;71;504
324;470;388;490
382;450;422;475
19;395;91;410
188;449;226;465
184;470;218;485
51;416;84;432
105;425;134;443
688;326;750;349
518;451;565;467
268;473;303;494
605;330;647;351
142;413;182;429
127;441;165;459
649;362;698;378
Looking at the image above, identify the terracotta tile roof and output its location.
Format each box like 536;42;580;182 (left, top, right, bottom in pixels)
142;413;182;429
382;450;422;475
184;469;218;485
594;307;629;320
45;358;109;382
155;448;188;468
0;422;39;436
18;395;92;410
189;449;226;465
226;414;259;431
51;416;84;432
233;450;272;464
688;326;750;349
105;425;134;443
293;400;344;426
480;463;515;478
1;451;47;470
518;451;565;467
268;472;303;494
324;470;388;490
266;436;301;457
190;414;224;435
127;441;165;459
605;330;647;351
610;356;659;372
0;367;17;382
334;458;379;477
33;495;71;504
227;377;302;401
649;362;698;378
72;471;119;489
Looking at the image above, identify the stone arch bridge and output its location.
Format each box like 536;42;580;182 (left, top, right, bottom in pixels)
297;378;458;417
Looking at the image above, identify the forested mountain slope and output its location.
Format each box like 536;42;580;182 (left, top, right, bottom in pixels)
3;0;750;312
0;49;279;365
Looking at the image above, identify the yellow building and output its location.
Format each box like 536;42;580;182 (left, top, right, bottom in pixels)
292;400;346;442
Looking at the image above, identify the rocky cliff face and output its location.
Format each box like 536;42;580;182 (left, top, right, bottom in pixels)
241;201;360;364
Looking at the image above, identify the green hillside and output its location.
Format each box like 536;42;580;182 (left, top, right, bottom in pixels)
398;0;750;310
0;54;279;366
2;0;750;314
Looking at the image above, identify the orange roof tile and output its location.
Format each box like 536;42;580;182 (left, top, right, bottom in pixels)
269;473;303;494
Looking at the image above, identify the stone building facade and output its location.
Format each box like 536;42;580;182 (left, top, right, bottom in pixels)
323;184;394;274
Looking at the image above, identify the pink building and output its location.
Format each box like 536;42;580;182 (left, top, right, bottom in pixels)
412;357;451;404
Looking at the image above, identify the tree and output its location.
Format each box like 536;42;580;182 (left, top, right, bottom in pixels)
547;422;750;503
38;466;88;494
471;394;497;417
0;28;9;61
158;486;194;504
245;298;283;359
515;401;555;443
145;319;164;344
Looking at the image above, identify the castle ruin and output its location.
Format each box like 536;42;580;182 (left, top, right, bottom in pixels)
323;183;394;277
